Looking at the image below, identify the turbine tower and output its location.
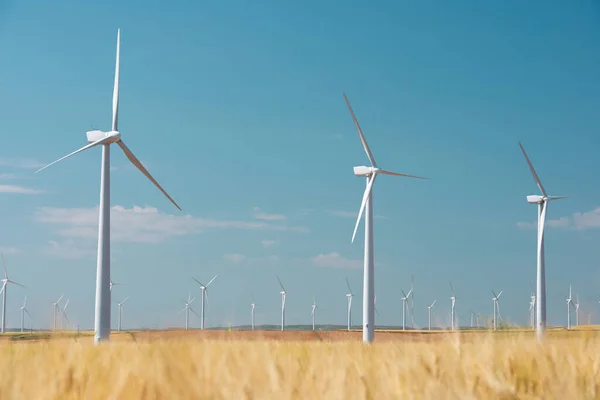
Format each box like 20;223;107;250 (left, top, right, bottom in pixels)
469;309;475;328
519;142;568;341
250;295;256;331
35;29;181;344
449;282;458;331
344;94;428;343
427;300;436;331
529;293;536;329
178;293;196;330
0;254;25;333
20;296;31;333
192;274;218;330
492;290;503;330
115;296;129;332
566;285;573;330
311;296;318;331
345;278;353;331
400;287;413;331
52;294;64;332
276;275;287;331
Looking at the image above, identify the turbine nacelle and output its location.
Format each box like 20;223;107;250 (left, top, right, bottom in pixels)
527;195;544;204
86;130;121;144
353;166;377;177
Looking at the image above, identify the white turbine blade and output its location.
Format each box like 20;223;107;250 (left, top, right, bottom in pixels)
122;296;129;304
406;288;413;298
0;282;6;295
431;300;436;308
378;169;429;180
177;307;186;314
518;141;547;197
206;274;219;288
351;173;377;243
35;136;115;174
56;294;64;304
276;275;286;292
400;288;407;298
24;309;32;318
497;290;503;298
63;298;70;311
192;277;205;287
63;312;70;324
346;277;352;294
549;196;569;201
189;297;196;304
117;140;181;210
343;93;376;167
112;29;120;132
492;290;498;299
449;281;456;297
8;280;25;289
23;295;27;308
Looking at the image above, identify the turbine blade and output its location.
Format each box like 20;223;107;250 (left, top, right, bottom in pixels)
346;277;352;294
63;298;70;311
431;300;436;307
492;290;497;298
112;29;120;132
206;274;219;288
23;295;27;308
343;93;376;167
0;253;7;279
406;288;413;298
35;136;114;174
378;169;429;180
177;307;186;314
0;282;6;295
518;141;547;197
401;288;407;298
549;196;569;201
497;290;503;298
449;281;455;296
351;173;377;243
189;297;196;304
56;294;64;304
192;277;205;287
8;280;25;289
190;308;201;319
122;296;129;304
25;309;32;318
117;140;181;211
63;312;70;324
276;275;286;292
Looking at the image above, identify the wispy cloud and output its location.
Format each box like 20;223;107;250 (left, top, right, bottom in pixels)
222;253;280;265
0;158;44;169
261;240;278;248
516;208;600;231
253;207;286;221
43;240;96;259
35;205;308;244
0;246;21;255
312;252;362;269
0;185;42;194
0;173;21;180
328;210;387;219
223;253;247;263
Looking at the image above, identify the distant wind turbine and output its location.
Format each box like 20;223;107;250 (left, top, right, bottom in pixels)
178;292;197;331
566;285;573;330
20;296;32;333
115;296;129;332
311;296;318;331
400;287;413;331
250;295;256;331
276;275;287;331
529;293;536;329
492;290;503;330
427;300;436;331
35;29;181;344
345;278;354;331
344;94;428;343
109;279;125;292
0;253;25;333
449;282;458;331
519;142;568;341
52;294;64;332
575;294;580;327
192;274;218;330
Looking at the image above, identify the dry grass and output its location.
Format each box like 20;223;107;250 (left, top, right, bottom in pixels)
1;330;600;399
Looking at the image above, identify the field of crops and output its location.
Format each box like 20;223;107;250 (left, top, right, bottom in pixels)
0;328;599;399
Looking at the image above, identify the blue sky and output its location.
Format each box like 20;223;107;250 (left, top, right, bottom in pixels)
0;1;600;330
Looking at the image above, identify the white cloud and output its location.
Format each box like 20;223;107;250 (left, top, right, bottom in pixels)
328;210;386;219
312;252;362;269
517;208;600;231
35;205;308;244
0;246;21;255
0;173;21;180
253;207;286;221
0;158;44;169
261;240;278;248
43;240;96;259
223;253;246;263
0;185;42;194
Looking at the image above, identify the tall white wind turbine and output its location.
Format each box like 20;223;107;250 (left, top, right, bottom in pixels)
115;296;129;332
400;288;413;331
276;275;287;331
178;292;197;331
311;296;318;331
20;296;31;333
345;278;354;331
566;284;573;330
449;282;458;331
0;254;25;333
492;290;503;330
519;142;568;341
427;300;436;331
250;295;256;331
529;293;536;329
35;29;181;344
192;274;218;330
344;94;428;343
52;294;64;332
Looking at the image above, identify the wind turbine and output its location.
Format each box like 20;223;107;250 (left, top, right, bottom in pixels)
250;295;256;331
178;292;196;331
410;275;415;329
20;296;31;333
427;300;436;331
469;309;476;328
345;278;354;331
519;142;568;341
35;29;181;344
311;296;317;331
115;296;129;332
529;293;536;329
109;279;124;292
344;94;428;343
575;293;580;327
566;285;573;330
400;288;413;330
192;274;218;330
449;282;458;331
0;254;25;333
276;275;287;331
61;298;70;330
52;294;64;332
492;290;503;330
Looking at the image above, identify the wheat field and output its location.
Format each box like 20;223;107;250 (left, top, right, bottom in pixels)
1;330;599;399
